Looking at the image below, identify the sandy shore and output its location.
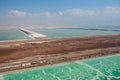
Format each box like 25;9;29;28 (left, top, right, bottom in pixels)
0;34;120;73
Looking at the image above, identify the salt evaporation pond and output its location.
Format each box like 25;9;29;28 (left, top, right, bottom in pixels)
31;28;120;38
0;29;31;41
0;28;120;41
1;54;120;80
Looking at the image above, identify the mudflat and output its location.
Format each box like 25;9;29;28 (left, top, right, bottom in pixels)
0;35;120;73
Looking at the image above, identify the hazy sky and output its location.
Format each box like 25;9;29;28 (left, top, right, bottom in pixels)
0;0;120;27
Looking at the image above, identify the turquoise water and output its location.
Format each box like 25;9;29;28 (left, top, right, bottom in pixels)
0;28;120;80
0;28;120;41
0;29;31;41
31;28;120;38
1;55;120;80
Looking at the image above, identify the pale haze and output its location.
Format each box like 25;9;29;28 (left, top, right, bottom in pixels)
0;0;120;28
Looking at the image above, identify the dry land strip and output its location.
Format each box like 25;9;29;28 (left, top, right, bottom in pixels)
0;35;120;73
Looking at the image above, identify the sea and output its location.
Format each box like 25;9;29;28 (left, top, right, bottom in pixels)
0;27;120;80
0;29;31;41
0;27;120;41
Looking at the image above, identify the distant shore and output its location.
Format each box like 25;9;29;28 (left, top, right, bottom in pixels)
62;27;120;32
0;34;120;73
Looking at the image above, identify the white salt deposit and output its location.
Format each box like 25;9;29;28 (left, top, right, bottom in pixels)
18;28;46;39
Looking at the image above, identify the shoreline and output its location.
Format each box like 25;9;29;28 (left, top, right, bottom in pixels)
0;39;30;42
0;34;120;73
18;28;47;39
1;53;119;75
62;27;120;32
0;34;120;42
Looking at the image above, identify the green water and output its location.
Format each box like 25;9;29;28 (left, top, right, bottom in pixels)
0;28;120;41
1;55;120;80
0;29;31;41
31;28;120;38
0;28;120;79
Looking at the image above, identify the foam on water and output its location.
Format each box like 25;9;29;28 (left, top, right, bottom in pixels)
1;54;120;80
75;62;106;77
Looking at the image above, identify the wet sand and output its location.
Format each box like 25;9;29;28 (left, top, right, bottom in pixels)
0;34;120;73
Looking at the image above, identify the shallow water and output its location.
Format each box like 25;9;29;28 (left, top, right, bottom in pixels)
0;28;120;41
0;29;31;41
2;55;120;80
31;28;120;38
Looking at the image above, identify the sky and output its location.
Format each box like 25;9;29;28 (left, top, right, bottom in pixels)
0;0;120;28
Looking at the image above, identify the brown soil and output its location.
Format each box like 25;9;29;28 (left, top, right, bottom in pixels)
0;34;120;73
